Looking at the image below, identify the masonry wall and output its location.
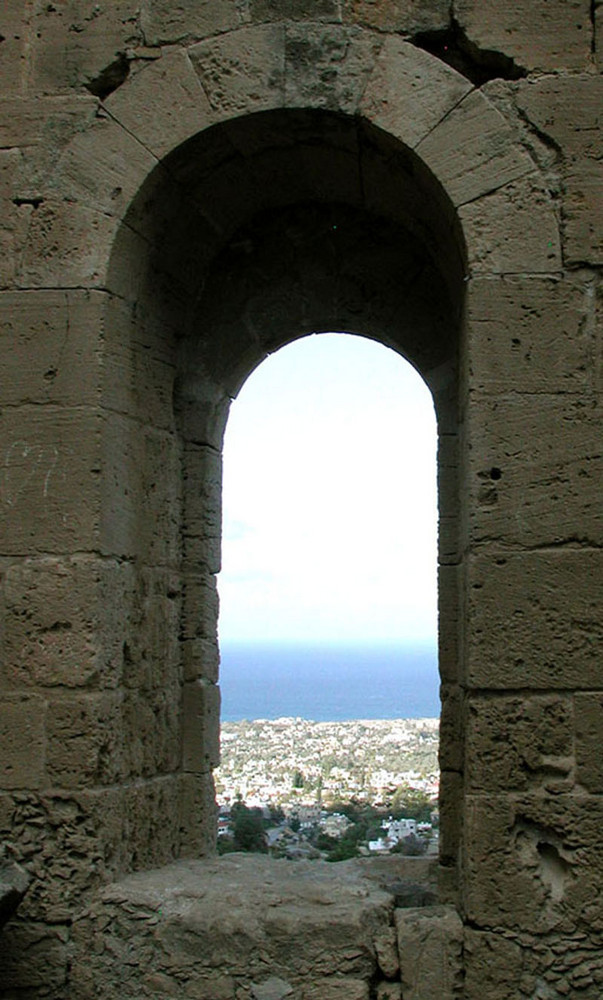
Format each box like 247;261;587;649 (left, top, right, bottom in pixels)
0;2;601;997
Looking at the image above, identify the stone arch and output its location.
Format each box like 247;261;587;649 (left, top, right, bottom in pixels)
10;20;561;905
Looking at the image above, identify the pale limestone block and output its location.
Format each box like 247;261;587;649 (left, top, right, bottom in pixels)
189;24;285;119
359;37;471;149
0;407;103;555
466;393;601;546
465;275;593;395
465;695;574;794
459;174;561;274
178;771;218;856
105;50;213;160
374;925;399;978
0;290;105;408
0;695;46;790
343;0;449;33
416;89;533;206
396;905;463;1000
454;0;591;72
18;199;117;287
2;556;134;690
563;160;603;265
30;0;142;95
140;0;241;45
49;113;157;218
182;679;221;772
574;692;603;793
466;551;603;690
284;23;382;113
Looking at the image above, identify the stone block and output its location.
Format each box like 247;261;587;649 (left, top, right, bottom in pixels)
439;685;463;772
0;1;28;96
438;564;460;684
465;275;593;396
105;50;214;159
120;566;182;692
516;76;603;161
285;23;383;113
18;199;117;288
463;928;526;1000
459;173;560;274
182;679;221;772
0;290;106;408
417;89;533;206
182;637;220;683
50;112;157;219
251;0;342;21
438;770;462;867
140;0;240;45
0;921;69;989
359;37;471;150
563;161;603;265
30;0;142;94
343;0;449;33
375;984;402;1000
178;771;218;857
396;905;463;999
0;407;104;555
46;691;125;788
454;0;591;72
99;415;182;566
575;692;603;793
0;694;46;789
2;556;135;690
123;683;182;779
464;792;603;932
465;694;574;793
0;94;97;157
466;393;600;546
466;551;603;690
181;571;220;641
189;24;285;119
300;981;369;1000
183;445;222;574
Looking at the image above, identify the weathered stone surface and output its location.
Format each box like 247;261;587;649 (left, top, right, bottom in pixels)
251;0;342;22
575;692;603;793
359;38;472;149
0;695;46;789
30;0;142;94
70;856;398;997
463;928;527;1000
189;25;285;118
455;0;592;71
417;89;533;206
343;0;449;33
0;860;31;928
182;679;221;772
465;694;574;793
466;552;603;689
465;275;594;396
140;0;241;46
459;173;561;273
285;23;383;112
396;905;463;999
466;393;600;546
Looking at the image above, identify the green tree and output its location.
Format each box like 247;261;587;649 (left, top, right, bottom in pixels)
230;800;268;853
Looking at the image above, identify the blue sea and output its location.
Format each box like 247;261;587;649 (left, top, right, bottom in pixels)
219;642;439;722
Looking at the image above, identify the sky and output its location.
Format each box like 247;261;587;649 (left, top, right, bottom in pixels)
218;332;438;647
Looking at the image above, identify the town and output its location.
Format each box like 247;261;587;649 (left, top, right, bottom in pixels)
215;717;440;859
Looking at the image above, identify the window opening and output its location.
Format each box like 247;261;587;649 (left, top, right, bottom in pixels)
215;333;440;859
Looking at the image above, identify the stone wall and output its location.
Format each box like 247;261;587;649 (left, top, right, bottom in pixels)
0;1;601;997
